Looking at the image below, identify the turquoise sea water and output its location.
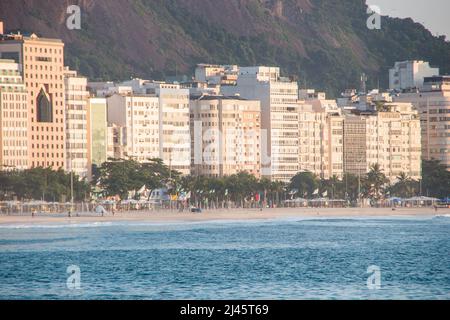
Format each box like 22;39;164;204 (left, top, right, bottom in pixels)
0;215;449;300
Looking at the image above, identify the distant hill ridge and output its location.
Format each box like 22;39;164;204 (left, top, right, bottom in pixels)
1;0;449;96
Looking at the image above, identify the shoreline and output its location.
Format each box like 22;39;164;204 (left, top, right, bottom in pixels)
0;207;448;226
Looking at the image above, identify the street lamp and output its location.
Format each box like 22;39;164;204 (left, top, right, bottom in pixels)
70;153;74;213
357;155;364;208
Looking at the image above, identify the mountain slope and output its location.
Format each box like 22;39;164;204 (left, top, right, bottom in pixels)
1;0;449;96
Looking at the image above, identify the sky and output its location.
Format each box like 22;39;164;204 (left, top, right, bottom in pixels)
366;0;450;39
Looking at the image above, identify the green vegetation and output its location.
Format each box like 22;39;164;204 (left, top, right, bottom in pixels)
0;168;90;202
93;158;180;200
1;160;448;206
53;0;450;96
421;159;450;198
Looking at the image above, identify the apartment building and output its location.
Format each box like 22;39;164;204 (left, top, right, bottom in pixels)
106;124;126;161
343;103;422;182
64;68;89;179
389;60;439;91
0;59;28;170
394;76;450;169
119;80;191;175
298;92;344;180
0;31;66;170
88;97;108;169
194;64;239;85
107;94;160;163
190;95;261;177
222;66;299;182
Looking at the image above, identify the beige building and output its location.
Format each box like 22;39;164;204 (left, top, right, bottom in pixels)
0;59;28;170
394;76;450;169
0;31;66;170
190;95;261;177
106;124;126;160
343;103;422;182
222;66;299;182
64;68;89;179
298;101;344;179
298;90;344;179
195;64;239;85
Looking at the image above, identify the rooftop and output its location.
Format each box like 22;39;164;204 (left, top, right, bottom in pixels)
192;94;249;101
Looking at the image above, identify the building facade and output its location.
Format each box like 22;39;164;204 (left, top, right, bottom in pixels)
389;60;439;91
394;76;450;169
190;95;261;177
194;64;239;85
298;90;344;179
222;66;299;182
298;102;344;179
0;59;28;170
107;94;161;163
64;68;89;179
118;80;192;175
149;83;191;175
343;103;422;182
88;98;108;169
106;124;127;161
0;32;66;170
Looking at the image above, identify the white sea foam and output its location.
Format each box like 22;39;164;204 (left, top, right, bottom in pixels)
433;214;450;219
0;221;114;229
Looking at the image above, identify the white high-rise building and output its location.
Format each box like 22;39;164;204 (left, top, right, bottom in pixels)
107;82;191;175
0;59;28;170
222;66;299;182
394;76;450;169
118;80;191;175
64;68;89;179
389;60;439;91
107;94;161;163
142;82;191;175
190;95;261;178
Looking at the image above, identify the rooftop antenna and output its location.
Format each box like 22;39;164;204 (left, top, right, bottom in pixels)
360;73;367;94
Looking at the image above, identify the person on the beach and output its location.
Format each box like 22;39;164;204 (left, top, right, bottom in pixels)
31;209;35;218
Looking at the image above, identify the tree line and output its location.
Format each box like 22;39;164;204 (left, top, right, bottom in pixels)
0;159;449;204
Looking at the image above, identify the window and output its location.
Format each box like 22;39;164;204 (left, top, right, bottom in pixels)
36;88;53;123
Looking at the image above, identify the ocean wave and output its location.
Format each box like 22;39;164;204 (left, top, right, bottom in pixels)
0;221;114;229
0;214;437;230
433;214;450;219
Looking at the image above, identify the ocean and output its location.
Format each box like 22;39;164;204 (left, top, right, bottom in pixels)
0;215;449;299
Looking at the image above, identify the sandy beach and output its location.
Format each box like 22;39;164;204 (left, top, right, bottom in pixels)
0;207;448;226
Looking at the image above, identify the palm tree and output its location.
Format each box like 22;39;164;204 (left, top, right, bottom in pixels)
389;172;419;198
365;164;389;201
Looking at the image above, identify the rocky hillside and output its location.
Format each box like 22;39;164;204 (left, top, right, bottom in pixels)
1;0;449;95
